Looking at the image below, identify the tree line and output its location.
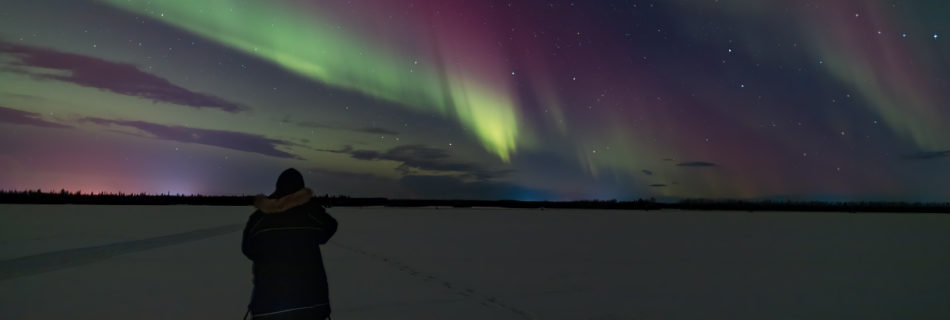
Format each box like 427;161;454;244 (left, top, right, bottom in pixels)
0;189;947;213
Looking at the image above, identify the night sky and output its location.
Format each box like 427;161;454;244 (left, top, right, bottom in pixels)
0;0;948;201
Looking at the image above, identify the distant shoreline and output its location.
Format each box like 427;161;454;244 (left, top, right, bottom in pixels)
1;190;948;213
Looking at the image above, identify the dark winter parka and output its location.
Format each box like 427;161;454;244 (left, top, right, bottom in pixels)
242;187;338;318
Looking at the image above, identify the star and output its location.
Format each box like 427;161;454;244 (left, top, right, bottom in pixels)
934;33;940;39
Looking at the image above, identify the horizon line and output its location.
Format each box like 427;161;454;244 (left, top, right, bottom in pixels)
1;189;948;205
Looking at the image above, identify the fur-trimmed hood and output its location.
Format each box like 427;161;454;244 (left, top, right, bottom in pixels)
254;188;313;214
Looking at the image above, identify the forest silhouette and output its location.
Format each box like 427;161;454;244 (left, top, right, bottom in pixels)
1;189;948;213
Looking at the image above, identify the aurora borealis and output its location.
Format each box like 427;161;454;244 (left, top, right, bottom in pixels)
0;0;948;200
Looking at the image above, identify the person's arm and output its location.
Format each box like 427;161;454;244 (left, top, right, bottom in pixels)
241;211;263;259
307;206;338;244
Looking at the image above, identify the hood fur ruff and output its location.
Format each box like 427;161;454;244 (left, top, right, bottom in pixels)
254;188;313;214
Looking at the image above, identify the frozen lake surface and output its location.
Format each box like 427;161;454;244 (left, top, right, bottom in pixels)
1;205;948;319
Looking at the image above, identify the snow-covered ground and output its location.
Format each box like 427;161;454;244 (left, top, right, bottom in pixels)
1;205;948;319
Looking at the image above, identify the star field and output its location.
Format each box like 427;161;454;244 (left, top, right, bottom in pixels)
0;0;947;201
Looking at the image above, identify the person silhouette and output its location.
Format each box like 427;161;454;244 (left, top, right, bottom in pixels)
242;168;338;319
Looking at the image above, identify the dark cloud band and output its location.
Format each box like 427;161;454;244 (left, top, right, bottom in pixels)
0;105;71;129
0;40;246;113
83;118;298;159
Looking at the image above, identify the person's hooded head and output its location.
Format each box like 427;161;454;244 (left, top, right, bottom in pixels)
254;168;314;213
269;168;305;199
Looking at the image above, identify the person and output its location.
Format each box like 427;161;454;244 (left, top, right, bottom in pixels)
242;168;338;319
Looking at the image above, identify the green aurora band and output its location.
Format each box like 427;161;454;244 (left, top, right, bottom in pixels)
101;0;520;161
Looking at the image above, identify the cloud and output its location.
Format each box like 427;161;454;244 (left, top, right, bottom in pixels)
903;150;950;160
369;145;494;178
0;40;246;113
677;161;717;167
294;119;399;136
329;144;506;180
350;149;381;160
313;145;354;154
0;105;71;129
82;118;299;159
641;169;653;175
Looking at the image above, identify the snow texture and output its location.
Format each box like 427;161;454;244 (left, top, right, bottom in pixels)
1;205;949;319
